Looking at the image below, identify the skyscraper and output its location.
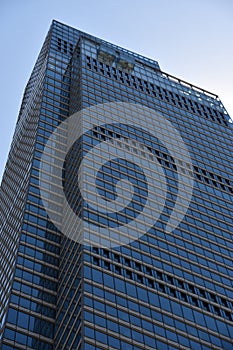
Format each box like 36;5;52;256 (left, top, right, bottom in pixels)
0;19;233;349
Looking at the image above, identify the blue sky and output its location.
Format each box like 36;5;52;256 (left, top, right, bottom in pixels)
0;0;232;181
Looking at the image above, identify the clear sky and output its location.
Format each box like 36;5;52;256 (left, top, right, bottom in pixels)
0;0;232;182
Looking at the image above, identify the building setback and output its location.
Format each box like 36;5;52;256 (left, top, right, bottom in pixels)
0;20;233;349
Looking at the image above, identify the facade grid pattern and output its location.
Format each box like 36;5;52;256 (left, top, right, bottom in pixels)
0;20;233;350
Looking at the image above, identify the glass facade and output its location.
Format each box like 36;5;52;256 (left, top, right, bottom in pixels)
0;20;233;349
